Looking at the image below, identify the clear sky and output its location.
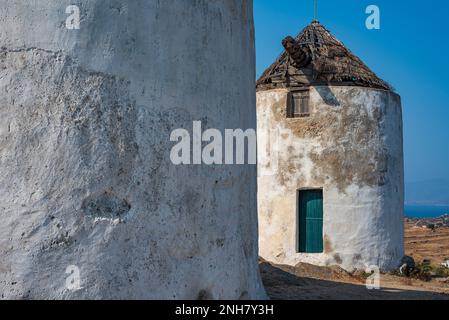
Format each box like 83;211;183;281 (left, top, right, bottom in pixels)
254;0;449;197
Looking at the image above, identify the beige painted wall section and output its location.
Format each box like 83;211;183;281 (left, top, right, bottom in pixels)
257;86;404;271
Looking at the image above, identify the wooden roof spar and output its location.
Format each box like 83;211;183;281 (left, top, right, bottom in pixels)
257;20;391;91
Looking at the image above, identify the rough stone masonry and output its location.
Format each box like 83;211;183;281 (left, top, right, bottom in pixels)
0;0;265;299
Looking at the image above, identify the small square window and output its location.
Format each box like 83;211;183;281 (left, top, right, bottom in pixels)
288;90;310;118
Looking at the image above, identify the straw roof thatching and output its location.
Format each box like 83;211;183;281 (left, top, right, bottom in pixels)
257;20;391;91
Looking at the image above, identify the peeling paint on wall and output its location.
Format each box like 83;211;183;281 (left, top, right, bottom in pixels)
257;86;404;271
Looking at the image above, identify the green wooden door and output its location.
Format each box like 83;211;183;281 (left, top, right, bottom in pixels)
298;190;323;253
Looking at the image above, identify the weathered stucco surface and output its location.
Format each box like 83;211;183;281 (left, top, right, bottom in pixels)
257;86;404;271
0;0;265;299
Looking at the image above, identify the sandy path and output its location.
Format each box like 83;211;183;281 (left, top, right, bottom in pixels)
261;220;449;300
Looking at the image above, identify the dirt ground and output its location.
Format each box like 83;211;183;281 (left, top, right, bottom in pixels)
260;220;449;300
405;219;449;264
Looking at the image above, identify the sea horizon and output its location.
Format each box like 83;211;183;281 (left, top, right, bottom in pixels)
405;205;449;218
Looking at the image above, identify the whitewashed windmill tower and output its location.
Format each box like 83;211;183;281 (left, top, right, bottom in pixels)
256;18;404;271
0;0;265;299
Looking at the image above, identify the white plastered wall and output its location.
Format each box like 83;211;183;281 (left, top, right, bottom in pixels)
257;86;404;271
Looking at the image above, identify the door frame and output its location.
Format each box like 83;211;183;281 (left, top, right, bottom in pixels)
296;188;324;254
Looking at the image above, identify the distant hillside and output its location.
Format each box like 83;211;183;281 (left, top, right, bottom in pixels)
406;180;449;206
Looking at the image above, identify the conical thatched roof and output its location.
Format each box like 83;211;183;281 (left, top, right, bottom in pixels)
257;20;391;91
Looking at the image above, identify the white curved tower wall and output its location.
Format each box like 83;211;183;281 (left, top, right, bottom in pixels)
0;0;265;299
257;86;404;271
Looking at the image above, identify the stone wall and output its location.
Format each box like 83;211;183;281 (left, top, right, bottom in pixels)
0;0;265;299
257;86;404;271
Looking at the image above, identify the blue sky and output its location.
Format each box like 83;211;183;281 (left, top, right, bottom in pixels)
254;0;449;201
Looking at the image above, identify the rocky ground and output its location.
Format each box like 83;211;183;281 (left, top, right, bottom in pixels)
405;216;449;264
260;216;449;300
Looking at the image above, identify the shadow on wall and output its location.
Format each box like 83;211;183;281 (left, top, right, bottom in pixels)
259;261;449;300
315;86;340;107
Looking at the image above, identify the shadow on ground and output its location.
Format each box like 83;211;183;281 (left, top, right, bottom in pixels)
260;261;449;300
